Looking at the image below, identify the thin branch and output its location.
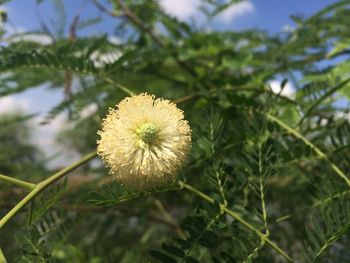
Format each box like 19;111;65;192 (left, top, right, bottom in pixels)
178;180;294;263
0;248;7;263
114;0;198;78
0;174;36;191
92;0;119;17
299;77;350;124
258;145;269;235
314;222;350;260
267;113;350;187
64;0;88;100
0;151;97;229
114;0;164;45
69;0;89;40
0;61;135;97
182;213;221;262
152;198;185;238
35;1;54;38
173;93;199;104
103;77;135;96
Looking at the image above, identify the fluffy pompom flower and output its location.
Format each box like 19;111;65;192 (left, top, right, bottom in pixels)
97;93;191;190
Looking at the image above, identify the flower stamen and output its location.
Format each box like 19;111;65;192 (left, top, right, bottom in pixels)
136;122;159;144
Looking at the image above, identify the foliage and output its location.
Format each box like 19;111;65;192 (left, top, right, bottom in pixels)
0;0;350;262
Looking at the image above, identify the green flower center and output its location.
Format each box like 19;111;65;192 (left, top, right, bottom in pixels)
136;122;159;144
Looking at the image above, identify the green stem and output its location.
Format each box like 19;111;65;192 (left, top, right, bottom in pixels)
0;174;36;191
1;64;135;98
266;113;350;187
258;145;269;234
178;180;294;263
0;151;97;229
0;248;6;263
103;77;136;96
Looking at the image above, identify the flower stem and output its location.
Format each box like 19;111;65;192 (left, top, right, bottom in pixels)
178;180;294;262
0;151;97;229
0;248;7;263
0;174;36;191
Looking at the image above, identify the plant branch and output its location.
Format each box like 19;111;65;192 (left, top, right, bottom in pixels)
103;77;135;96
114;0;198;78
0;92;189;229
0;62;135;97
0;151;97;229
299;77;350;124
0;174;36;191
314;222;350;260
92;0;119;17
178;180;294;262
266;113;350;187
0;248;6;263
35;1;54;38
152;198;185;238
173;93;199;104
257;144;269;236
114;0;164;45
182;212;221;262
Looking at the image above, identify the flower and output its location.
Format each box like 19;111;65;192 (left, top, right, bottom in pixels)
97;93;191;190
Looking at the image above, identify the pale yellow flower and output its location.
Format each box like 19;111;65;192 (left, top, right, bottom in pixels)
97;93;191;190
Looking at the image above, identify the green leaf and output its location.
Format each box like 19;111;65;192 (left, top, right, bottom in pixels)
149;250;177;263
162;244;185;258
326;38;350;58
185;256;200;263
198;230;218;248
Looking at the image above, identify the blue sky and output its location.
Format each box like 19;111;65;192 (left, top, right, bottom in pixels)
0;0;341;165
237;0;339;32
3;0;340;35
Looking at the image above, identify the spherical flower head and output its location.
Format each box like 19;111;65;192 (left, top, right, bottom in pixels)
97;93;191;191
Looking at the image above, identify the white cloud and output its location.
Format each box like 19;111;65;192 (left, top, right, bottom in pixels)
159;0;200;20
33;113;82;168
34;114;66;152
9;34;53;45
0;12;52;46
108;36;122;45
0;95;31;114
268;80;295;98
281;24;295;33
159;0;254;24
216;1;255;23
80;103;98;118
0;94;78;168
0;22;53;45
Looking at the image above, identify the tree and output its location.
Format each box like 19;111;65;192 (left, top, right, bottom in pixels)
0;0;350;262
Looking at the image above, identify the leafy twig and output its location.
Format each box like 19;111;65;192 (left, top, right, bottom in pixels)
0;152;97;229
267;113;350;187
178;180;294;262
300;77;350;124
